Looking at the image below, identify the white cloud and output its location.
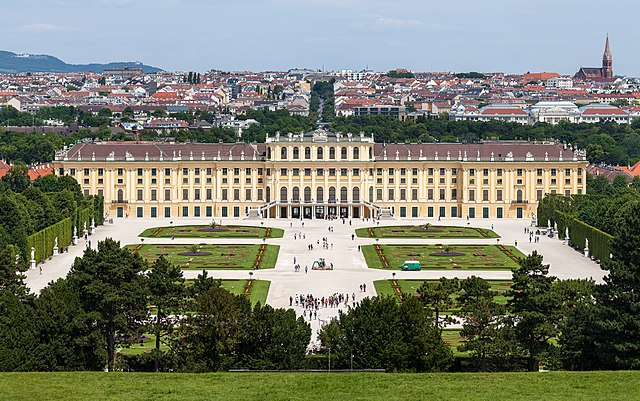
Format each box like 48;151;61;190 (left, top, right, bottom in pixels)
351;14;421;32
15;23;72;33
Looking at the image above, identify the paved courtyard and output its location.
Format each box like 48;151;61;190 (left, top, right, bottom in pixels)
24;216;606;342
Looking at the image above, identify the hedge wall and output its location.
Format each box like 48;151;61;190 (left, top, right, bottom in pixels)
548;210;613;262
26;217;72;264
92;195;104;225
77;206;93;235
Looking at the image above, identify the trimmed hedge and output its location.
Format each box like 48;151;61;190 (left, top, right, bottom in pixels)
26;217;72;264
77;206;93;235
545;209;613;262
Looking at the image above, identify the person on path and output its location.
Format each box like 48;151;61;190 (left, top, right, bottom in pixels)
363;283;366;292
39;265;42;275
289;296;293;306
305;265;308;274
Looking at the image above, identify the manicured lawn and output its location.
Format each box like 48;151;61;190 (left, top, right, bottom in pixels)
362;244;524;270
183;279;270;306
139;225;284;238
356;225;499;239
127;244;279;270
2;371;639;400
373;279;513;312
119;334;168;356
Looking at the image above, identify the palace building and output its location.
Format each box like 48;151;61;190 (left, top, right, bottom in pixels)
53;130;587;220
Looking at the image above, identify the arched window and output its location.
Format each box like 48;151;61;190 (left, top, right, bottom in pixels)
292;186;300;202
280;187;287;202
368;147;373;160
317;147;324;159
353;147;360;160
304;147;311;160
280;147;287;159
329;186;336;203
340;186;348;202
317;186;324;202
266;186;271;202
117;189;124;202
304;186;311;202
341;147;348;160
369;186;374;202
353;187;360;202
293;147;300;159
329;147;336;160
517;189;523;203
267;147;272;160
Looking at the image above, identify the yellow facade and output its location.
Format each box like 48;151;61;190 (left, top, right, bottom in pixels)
53;131;587;220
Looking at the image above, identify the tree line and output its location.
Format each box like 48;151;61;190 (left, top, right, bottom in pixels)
0;239;311;372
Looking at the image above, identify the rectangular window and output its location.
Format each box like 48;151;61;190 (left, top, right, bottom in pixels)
151;168;157;176
439;168;445;175
400;189;406;200
258;189;263;200
151;189;157;201
164;189;171;201
206;168;212;175
165;168;171;176
565;169;571;176
517;168;523;177
222;206;228;217
182;206;189;217
353;168;360;176
400;207;407;218
164;207;171;218
451;206;458;218
400;168;406;176
388;189;394;200
497;189;503;201
137;207;143;218
117;168;123;176
412;188;418;201
427;206;434;217
182;188;188;200
376;189;383;201
233;206;240;217
451;189;457;200
233;189;240;201
428;168;434;175
469;189;475;201
206;188;212;200
317;168;324;176
428;188;434;200
551;169;557;176
439;207;445;218
305;168;311;177
292;168;299;176
98;178;103;184
497;207;503;218
195;189;201;200
222;189;228;200
245;189;251;201
245;168;251;175
84;168;90;176
137;189;143;201
483;168;488;177
137;168;142;176
482;189;489;201
411;207;418;218
234;168;240;176
452;168;457;176
151;207;157;218
483;207;489;218
183;168;189;175
537;190;543;200
280;169;287;176
497;169;502;176
341;169;348;177
389;168;395;175
206;206;212;217
469;207;475;218
98;168;104;176
222;168;228;175
329;169;336;176
194;206;200;217
469;169;475;176
439;189;445;200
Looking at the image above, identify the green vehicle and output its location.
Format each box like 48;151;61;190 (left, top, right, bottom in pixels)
401;260;422;271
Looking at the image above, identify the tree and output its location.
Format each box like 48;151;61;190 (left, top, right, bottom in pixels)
0;290;41;371
236;304;311;370
67;238;148;371
417;277;459;334
146;255;185;372
590;201;640;369
0;242;26;293
319;296;451;372
176;284;251;372
1;163;31;193
507;251;560;371
33;279;103;371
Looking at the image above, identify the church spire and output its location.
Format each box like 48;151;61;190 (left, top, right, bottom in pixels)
604;33;612;59
602;33;613;79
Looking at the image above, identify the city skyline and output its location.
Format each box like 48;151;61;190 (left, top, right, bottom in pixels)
1;0;639;75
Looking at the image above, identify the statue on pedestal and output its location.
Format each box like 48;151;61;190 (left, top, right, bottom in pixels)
53;237;59;256
30;247;35;262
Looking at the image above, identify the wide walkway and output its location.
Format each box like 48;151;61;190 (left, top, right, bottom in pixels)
24;216;606;343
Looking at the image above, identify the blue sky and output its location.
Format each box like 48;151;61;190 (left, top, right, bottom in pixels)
1;0;638;75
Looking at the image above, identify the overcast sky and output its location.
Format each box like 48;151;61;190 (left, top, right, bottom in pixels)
1;0;638;75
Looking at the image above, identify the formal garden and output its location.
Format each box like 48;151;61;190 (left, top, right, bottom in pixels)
374;279;513;310
362;244;524;270
355;224;499;239
127;244;279;270
139;223;284;239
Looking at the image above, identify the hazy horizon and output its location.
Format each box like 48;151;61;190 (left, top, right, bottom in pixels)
2;0;638;76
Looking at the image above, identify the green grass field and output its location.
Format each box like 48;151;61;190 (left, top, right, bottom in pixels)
1;371;638;401
374;279;513;312
139;225;284;238
128;244;279;270
356;225;499;239
362;244;523;270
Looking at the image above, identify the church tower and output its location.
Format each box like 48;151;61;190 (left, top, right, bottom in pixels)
602;34;613;79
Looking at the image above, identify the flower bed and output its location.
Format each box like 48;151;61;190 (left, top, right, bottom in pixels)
178;251;212;256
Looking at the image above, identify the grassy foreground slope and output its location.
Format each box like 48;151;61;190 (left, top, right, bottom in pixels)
0;371;637;401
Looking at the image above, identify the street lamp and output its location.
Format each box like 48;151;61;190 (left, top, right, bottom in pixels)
392;272;396;282
328;347;331;373
249;271;253;281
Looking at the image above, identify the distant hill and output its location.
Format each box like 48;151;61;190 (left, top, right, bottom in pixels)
0;50;163;74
